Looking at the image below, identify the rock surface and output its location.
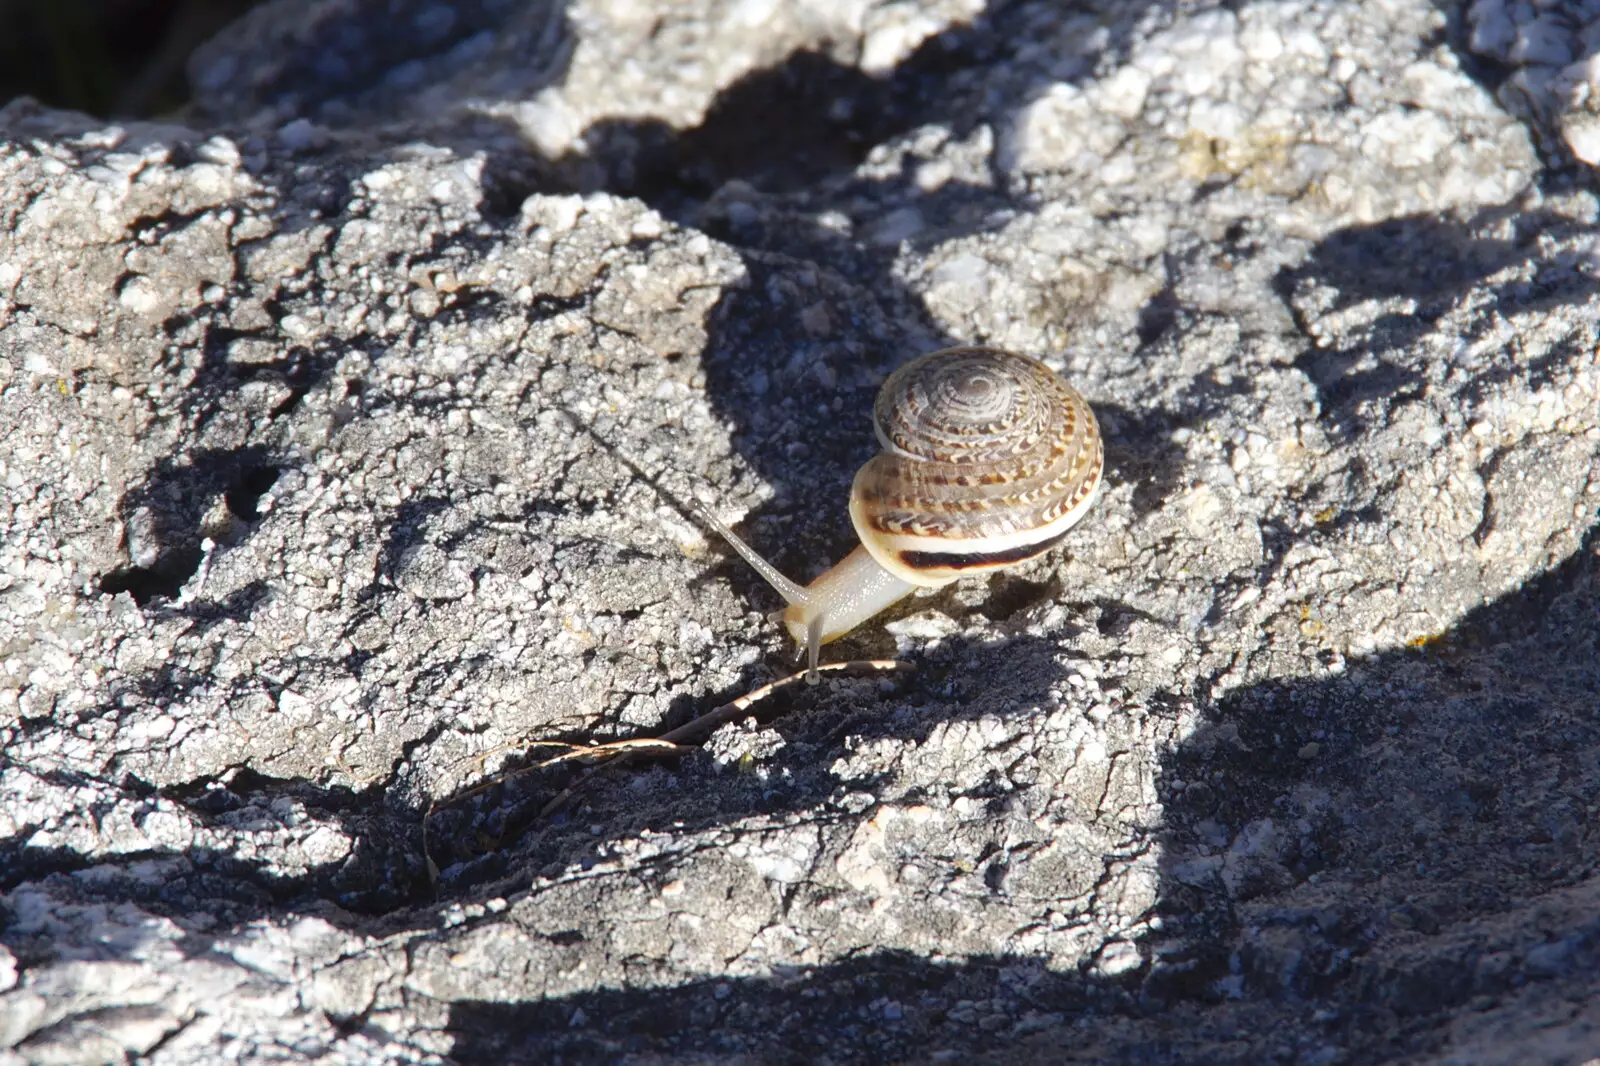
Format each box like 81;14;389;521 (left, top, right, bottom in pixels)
1;0;1598;1063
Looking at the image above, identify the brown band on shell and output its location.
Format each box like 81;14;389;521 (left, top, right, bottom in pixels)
896;525;1075;572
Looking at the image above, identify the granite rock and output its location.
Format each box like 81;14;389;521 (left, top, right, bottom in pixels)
1;0;1598;1063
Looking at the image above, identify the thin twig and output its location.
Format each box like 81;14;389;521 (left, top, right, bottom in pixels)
658;658;913;745
422;658;914;873
535;659;914;819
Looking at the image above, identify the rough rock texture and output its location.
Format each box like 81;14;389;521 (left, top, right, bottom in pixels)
1;0;1598;1063
1467;0;1600;164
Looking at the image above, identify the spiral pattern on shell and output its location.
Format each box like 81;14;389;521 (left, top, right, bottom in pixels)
849;346;1103;585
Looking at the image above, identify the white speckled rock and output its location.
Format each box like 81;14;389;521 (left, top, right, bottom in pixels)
2;0;1599;1062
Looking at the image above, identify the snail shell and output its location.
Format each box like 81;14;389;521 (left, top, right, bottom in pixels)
702;346;1103;679
850;346;1103;586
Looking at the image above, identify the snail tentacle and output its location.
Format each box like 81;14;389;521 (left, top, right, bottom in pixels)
696;503;813;607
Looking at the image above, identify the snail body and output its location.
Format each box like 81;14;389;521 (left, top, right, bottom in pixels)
705;346;1103;679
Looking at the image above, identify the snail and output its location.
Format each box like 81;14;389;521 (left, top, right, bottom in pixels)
702;346;1104;681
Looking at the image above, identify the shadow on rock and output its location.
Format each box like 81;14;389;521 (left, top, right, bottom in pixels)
184;0;576;133
0;766;431;923
434;522;1600;1064
509;1;1197;534
448;949;1108;1064
1275;203;1600;439
420;630;1082;895
1146;518;1600;1057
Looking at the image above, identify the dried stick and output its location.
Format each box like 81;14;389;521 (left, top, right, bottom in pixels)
422;659;915;876
535;659;914;818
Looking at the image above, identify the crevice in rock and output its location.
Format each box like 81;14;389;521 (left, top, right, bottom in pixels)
96;445;283;606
